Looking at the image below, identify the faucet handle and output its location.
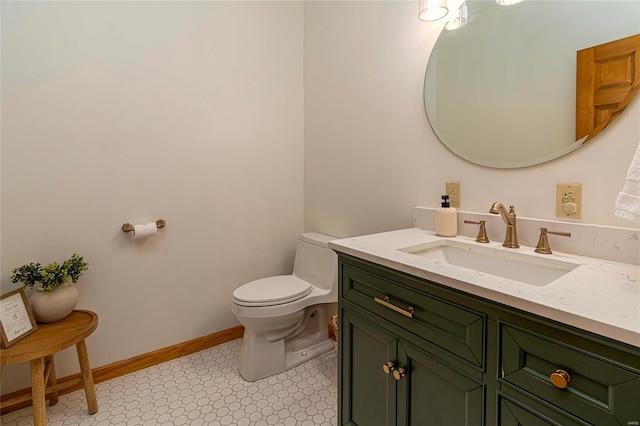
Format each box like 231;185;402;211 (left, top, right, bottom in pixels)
464;220;490;243
535;228;571;254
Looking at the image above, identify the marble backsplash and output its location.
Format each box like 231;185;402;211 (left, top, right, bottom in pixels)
413;207;639;265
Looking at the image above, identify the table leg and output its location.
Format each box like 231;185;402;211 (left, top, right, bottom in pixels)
76;339;98;414
30;357;47;426
44;354;59;406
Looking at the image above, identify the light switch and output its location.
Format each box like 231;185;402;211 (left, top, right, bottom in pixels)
556;184;582;219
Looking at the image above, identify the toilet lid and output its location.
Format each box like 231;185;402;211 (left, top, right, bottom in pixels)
232;276;313;306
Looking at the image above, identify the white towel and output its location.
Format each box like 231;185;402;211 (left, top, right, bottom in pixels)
615;141;640;223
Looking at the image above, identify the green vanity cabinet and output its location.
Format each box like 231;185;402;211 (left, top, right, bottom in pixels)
337;253;640;426
339;255;486;426
340;307;485;426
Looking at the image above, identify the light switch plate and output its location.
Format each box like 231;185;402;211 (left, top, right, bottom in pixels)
446;181;461;208
556;183;582;219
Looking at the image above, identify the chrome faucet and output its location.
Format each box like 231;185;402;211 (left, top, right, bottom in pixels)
489;202;519;248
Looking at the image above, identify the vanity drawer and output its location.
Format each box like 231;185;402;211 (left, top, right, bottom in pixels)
500;323;640;425
341;262;485;368
498;393;589;426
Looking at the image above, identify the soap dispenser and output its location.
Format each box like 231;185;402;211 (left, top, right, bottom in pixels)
436;195;457;237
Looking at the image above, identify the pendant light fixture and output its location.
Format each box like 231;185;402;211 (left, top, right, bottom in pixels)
446;1;468;30
418;0;449;22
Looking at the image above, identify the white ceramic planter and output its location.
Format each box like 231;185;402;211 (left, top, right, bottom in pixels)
29;282;79;323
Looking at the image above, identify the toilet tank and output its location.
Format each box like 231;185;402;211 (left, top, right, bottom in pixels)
293;233;338;292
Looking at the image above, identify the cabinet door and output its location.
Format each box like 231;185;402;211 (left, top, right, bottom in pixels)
340;310;398;426
397;341;484;426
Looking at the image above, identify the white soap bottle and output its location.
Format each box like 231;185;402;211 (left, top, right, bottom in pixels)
436;195;457;237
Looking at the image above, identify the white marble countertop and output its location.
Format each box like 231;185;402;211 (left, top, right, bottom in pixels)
329;228;640;348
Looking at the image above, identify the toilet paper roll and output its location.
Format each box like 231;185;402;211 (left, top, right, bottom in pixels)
133;223;157;239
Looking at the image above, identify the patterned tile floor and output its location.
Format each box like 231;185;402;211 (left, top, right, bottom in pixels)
1;339;337;426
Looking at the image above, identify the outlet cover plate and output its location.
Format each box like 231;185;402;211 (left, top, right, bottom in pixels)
446;181;461;208
556;183;582;219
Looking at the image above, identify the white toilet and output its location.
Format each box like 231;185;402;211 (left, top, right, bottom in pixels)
231;232;338;382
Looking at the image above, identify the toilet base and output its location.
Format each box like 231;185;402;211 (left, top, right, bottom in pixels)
285;338;335;372
238;335;335;382
237;305;335;382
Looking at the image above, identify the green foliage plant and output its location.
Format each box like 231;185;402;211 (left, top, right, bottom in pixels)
10;253;89;292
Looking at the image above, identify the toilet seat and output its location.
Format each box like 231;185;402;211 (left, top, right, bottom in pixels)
233;276;313;307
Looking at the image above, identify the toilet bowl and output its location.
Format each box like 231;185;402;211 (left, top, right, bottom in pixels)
232;232;337;381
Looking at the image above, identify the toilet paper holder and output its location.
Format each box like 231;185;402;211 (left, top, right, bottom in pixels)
122;219;166;233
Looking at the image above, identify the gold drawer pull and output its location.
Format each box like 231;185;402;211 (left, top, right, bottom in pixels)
382;362;395;374
374;296;415;318
550;369;571;389
393;368;407;381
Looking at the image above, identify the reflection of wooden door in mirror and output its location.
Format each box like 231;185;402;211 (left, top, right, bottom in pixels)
576;34;640;143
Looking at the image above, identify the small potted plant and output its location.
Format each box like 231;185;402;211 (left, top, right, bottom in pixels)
10;253;89;323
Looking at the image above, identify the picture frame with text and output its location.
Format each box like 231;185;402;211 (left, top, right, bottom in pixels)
1;288;38;348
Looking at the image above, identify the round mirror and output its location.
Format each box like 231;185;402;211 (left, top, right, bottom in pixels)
424;0;640;168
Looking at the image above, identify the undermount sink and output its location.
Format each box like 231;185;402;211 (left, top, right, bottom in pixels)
398;239;579;286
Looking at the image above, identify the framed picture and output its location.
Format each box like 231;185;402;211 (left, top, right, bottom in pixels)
1;288;38;348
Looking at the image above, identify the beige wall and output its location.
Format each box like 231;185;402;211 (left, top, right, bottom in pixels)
304;0;640;238
1;1;303;392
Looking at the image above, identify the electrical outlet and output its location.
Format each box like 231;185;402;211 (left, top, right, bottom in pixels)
556;183;582;219
446;181;461;208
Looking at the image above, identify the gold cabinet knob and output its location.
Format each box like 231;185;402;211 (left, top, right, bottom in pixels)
382;362;395;374
393;368;406;381
550;369;571;389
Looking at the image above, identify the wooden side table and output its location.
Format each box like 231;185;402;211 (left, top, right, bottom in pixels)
1;310;99;425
